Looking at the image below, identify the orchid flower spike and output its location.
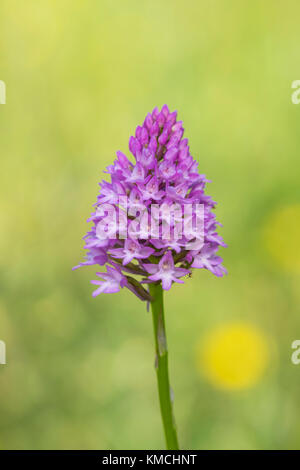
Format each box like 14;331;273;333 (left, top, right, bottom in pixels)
74;105;227;451
74;105;226;301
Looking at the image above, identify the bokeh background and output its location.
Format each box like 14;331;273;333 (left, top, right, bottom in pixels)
0;0;300;450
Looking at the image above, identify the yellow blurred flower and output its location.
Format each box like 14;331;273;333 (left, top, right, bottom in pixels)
197;323;269;391
263;204;300;273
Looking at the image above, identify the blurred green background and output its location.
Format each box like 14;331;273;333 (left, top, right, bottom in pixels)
0;0;300;450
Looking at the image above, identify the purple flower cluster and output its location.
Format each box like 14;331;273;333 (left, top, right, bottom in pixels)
74;105;226;300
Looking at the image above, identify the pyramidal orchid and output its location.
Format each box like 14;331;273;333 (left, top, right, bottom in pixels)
73;105;226;449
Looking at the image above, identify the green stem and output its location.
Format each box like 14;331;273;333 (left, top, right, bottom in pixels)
149;283;179;450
